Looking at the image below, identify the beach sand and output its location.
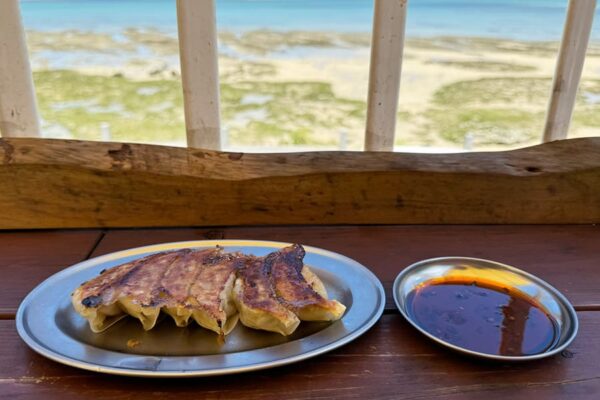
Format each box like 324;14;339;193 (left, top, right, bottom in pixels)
25;29;600;151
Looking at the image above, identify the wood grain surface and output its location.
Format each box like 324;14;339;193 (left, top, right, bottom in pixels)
0;230;101;316
1;314;598;399
1;137;599;228
2;227;599;399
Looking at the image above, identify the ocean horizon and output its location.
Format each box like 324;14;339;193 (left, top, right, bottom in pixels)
20;0;600;42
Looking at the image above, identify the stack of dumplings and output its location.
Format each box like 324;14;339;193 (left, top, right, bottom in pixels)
72;244;346;336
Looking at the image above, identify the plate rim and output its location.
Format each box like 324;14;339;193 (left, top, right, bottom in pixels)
17;239;385;377
392;256;579;362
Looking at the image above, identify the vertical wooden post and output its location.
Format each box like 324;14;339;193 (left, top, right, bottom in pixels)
365;0;408;152
543;0;596;142
0;0;41;138
176;0;221;150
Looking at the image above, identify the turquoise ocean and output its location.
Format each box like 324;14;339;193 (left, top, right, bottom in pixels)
20;0;600;41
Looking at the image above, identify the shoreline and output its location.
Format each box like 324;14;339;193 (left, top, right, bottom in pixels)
25;28;600;151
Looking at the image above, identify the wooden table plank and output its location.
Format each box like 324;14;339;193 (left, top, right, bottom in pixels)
91;225;600;310
2;313;598;399
0;230;102;316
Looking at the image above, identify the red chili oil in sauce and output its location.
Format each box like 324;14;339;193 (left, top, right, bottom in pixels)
406;280;559;356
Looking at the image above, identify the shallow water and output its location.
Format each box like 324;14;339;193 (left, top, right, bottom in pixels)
20;0;600;41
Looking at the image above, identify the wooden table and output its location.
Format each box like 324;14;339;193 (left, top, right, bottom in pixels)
2;225;599;399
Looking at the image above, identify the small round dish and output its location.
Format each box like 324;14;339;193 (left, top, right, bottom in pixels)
393;257;578;361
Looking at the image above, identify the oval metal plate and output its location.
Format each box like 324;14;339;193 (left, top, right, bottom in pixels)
393;257;578;361
17;240;385;377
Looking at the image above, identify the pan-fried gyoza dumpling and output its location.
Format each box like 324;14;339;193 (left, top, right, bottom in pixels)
187;252;241;335
233;245;346;336
71;247;239;335
73;244;347;337
233;256;301;336
268;244;346;322
160;248;240;335
72;251;180;332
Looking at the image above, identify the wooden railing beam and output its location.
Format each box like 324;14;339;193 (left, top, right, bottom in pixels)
0;0;41;138
365;0;408;152
1;137;599;228
176;0;221;150
543;0;596;142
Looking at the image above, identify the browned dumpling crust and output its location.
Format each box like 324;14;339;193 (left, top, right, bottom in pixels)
72;244;346;336
233;256;300;336
268;245;346;322
72;247;239;335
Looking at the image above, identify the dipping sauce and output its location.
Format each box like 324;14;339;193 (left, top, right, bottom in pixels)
406;280;558;356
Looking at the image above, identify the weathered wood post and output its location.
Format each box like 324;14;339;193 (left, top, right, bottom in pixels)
543;0;596;142
365;0;408;151
0;0;41;138
176;0;221;150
